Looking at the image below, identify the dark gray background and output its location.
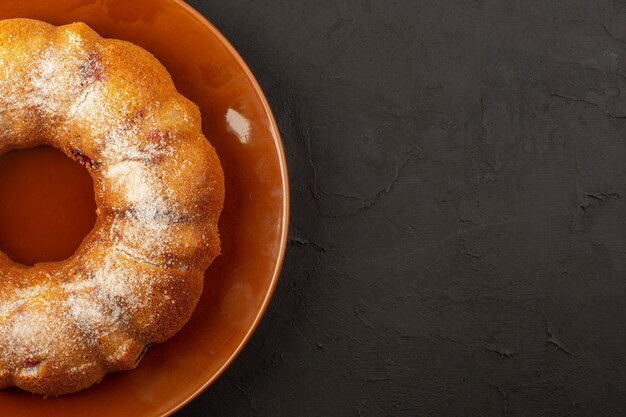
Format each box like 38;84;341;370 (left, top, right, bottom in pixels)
179;1;626;415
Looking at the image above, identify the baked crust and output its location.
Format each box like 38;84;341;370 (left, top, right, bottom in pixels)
0;18;225;395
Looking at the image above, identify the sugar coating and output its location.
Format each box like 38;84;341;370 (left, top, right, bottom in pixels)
0;19;224;396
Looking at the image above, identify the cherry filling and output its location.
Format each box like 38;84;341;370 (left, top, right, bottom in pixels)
78;52;103;84
24;359;41;368
148;129;172;144
70;148;100;169
146;129;173;158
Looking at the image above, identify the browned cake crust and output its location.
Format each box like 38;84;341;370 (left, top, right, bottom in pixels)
0;19;225;395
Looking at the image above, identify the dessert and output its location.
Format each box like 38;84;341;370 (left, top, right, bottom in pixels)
0;18;224;395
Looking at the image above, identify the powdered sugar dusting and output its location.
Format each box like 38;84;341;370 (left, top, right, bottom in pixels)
67;32;83;47
106;161;171;214
67;83;100;120
105;160;184;262
89;253;146;316
29;43;87;114
101;117;175;163
6;303;55;367
19;365;42;378
66;295;106;334
0;286;45;318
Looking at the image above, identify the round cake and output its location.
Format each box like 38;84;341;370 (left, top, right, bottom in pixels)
0;19;224;395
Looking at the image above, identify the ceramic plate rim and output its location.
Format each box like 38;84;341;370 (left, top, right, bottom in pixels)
162;1;289;415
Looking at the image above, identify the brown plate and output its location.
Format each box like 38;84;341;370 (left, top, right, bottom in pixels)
0;0;289;415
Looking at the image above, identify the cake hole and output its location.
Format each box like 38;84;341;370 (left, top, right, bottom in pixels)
0;146;97;266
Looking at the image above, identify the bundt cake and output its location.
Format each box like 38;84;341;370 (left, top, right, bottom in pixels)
0;18;224;395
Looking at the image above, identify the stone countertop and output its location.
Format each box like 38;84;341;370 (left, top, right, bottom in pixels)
179;1;626;415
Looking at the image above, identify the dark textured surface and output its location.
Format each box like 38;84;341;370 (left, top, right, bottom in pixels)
178;1;626;416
